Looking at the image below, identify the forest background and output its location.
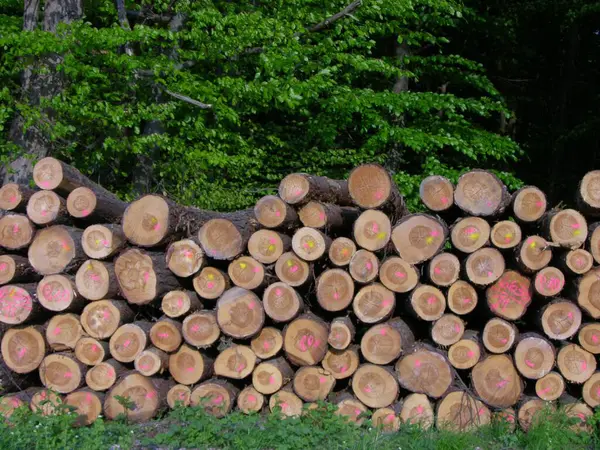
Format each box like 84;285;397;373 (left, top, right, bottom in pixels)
0;0;598;212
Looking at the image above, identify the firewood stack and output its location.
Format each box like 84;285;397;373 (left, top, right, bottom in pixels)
0;157;599;431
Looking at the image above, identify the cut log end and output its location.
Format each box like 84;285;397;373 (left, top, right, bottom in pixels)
162;290;202;318
294;366;336;402
514;334;555;379
0;214;34;250
436;391;490;432
351;364;398;408
81;224;125;259
248;230;287;264
327;317;355;350
575;268;600;318
536;372;565;401
214;345;257;380
347;164;395;209
31;389;64;416
32;157;64;190
579;170;600;213
283;315;329;366
253;357;294;395
66;187;97;219
353;210;391;251
109;322;150;363
486;270;532;320
39;353;85;394
548;209;588;248
431;314;465;347
419;176;454;212
150;319;182;353
321;347;360;379
217;288;265;339
75;260;113;301
26;191;65;225
556;344;596;384
298;201;328;229
104;373;168;422
448;338;481;369
228;256;265;290
250;327;283;359
471;354;523;408
379;257;419;293
541;301;581;340
122;195;170;247
193;267;228;300
191;380;238;418
513;187;547;222
565;249;593;274
328;237;357;267
317;269;354;312
166;239;204;278
534;267;565;297
237;386;264;414
292;227;330;261
465;248;505;287
491;220;522;249
578;323;600;354
64;390;103;425
74;337;107;366
482;318;517;354
361;323;402;365
447;281;478;315
81;300;133;340
518;398;547;431
400;393;434;429
410;285;446;321
46;313;84;351
269;387;303;418
85;360;123;391
254;195;296;229
372;407;401;432
182;311;220;348
395;347;453;398
353;283;395;324
38;274;79;312
279;174;312;205
429;252;460;287
0;284;37;325
0;183;31;211
392;214;447;264
28;226;82;275
275;252;310;287
335;396;368;425
1;326;46;373
169;345;213;385
454;170;508;216
167;384;191;409
349;250;379;284
198;218;245;261
263;283;303;323
451;217;490;254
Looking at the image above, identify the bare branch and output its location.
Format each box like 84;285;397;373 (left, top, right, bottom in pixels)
126;10;173;23
307;0;362;33
165;90;212;109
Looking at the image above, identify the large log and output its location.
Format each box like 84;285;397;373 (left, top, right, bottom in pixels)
450;216;490;254
395;344;453;399
471;354;523;408
39;352;87;394
283;313;329;366
0;254;39;285
347;164;405;220
28;226;86;275
26;190;70;226
279;174;351;206
190;379;239;418
168;344;214;385
197;210;258;260
250;327;283;359
0;183;35;212
81;224;126;260
214;345;256;380
391;214;448;264
511;186;547;223
80;300;134;339
45;313;84;351
351;364;398;408
165;239;204;278
37;274;84;312
454;170;510;217
1;325;46;373
542;209;588;249
0;283;42;325
161;290;202;319
436;390;490;432
577;170;600;217
109;321;152;363
66;186;127;223
254;195;299;230
419;175;454;212
0;214;35;250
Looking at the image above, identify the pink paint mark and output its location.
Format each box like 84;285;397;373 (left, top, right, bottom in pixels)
8;196;16;203
525;359;535;368
63;372;73;379
467;350;474;358
253;266;261;273
596;388;600;398
592;335;599;343
496;379;508;388
354;408;361;416
319;212;325;221
395;271;405;278
581;361;588;370
535;201;544;208
86;393;93;404
275;211;281;217
379;328;387;336
107;368;115;378
139;364;150;371
303;242;310;249
89;273;100;282
269;238;277;245
340;366;347;373
383;299;392;307
247;394;256;403
12;225;19;233
123;339;131;348
186;367;194;372
248;301;255;310
364;386;372;393
102;310;111;319
40;391;46;400
319;377;327;384
385;413;395;423
500;337;508;344
414;360;421;368
434;267;442;274
333;292;340;300
157;332;169;338
177;298;183;308
478;408;486;416
191;324;200;332
275;289;282;296
143;272;150;282
81;209;90;217
572;223;581;229
441;197;448;205
40;210;47;216
463;297;471;304
153;223;161;231
366;261;373;270
372;223;379;233
102;240;109;247
567;312;574;320
206;282;214;289
293;188;302;196
0;263;7;271
454;324;460;333
487;271;494;277
374;190;383;200
427;296;436;305
53;327;61;336
263;341;270;350
11;399;19;407
430;230;439;237
289;265;298;273
236;364;245;373
269;375;275;384
486;201;493;207
416;405;424;414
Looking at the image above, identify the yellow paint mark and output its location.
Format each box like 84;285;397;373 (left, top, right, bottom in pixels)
425;237;434;245
573;230;581;236
239;263;247;269
376;232;386;240
504;233;512;239
529;241;536;249
308;241;314;248
268;245;275;252
287;260;293;267
87;263;93;270
207;274;214;280
469;233;480;241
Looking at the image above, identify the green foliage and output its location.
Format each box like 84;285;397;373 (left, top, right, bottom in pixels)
0;0;521;211
0;401;598;450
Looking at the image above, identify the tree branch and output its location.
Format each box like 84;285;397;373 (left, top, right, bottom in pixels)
164;90;212;109
307;0;362;33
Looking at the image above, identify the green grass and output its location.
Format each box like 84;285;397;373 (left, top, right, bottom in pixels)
0;402;598;450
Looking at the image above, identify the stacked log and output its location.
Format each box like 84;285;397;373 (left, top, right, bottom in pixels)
0;157;596;432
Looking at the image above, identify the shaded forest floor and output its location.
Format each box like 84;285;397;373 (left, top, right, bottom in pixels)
0;403;598;450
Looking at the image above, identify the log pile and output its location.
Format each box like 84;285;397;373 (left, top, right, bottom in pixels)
0;158;599;431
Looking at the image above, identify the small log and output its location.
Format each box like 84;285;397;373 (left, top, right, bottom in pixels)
254;195;299;230
490;220;522;250
454;169;510;217
332;391;368;425
26;190;69;225
32;157;107;194
372;406;400;432
269;384;304;418
37;274;83;312
577;170;600;216
347;164;405;220
561;397;593;432
263;282;303;323
134;347;169;376
379;257;419;293
328;316;355;350
248;229;291;264
321;346;360;380
391;214;448;264
534;266;565;297
279;174;350;206
275;252;310;287
408;284;446;321
574;268;600;318
237;386;265;414
419;175;454;212
190;379;239;418
448;331;483;369
582;372;600;407
168;344;214;385
115;248;180;305
450;216;490;253
511;186;547;223
464;248;505;287
493;409;517;431
1;325;46;373
64;389;105;426
516;236;553;273
45;313;84;351
216;287;265;339
165;239;204;278
66;186;127;223
0;283;42;325
447;280;478;315
109;321;152;363
0;214;35;250
536;371;565;401
30;389;64;416
578;323;600;354
150;317;183;353
540;299;581;340
197;211;258;261
399;393;434;429
428;252;460;287
74;337;109;366
0;389;42;420
514;333;556;380
39;352;87;394
542;209;588;249
486;270;532;320
250;327;283;359
214;345;257;380
353;283;395;324
561;248;593;275
316;269;354;312
0;255;39;285
588;222;600;264
431;314;465;347
517;397;548;431
471;354;523;408
80;300;134;339
75;260;118;301
283;313;329;366
361;319;414;365
436;390;490;432
556;343;596;383
81;224;126;260
328;237;356;267
193;267;229;300
85;359;126;391
351;364;398;408
482;318;518;354
161;290;203;318
291;227;331;262
104;373;174;422
293;365;336;402
182;311;220;348
228;256;267;290
167;384;191;408
28;226;85;275
349;249;379;284
252;357;294;395
353;209;391;252
395;344;453;398
0;183;35;212
298;202;357;230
